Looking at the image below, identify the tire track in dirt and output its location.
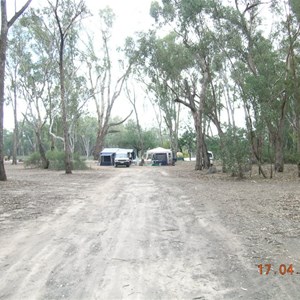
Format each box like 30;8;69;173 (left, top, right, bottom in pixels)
0;170;121;299
1;165;299;299
92;168;236;299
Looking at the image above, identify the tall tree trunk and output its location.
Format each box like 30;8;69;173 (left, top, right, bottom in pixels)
274;134;284;172
194;130;202;170
58;25;72;174
51;0;87;174
274;95;287;172
0;1;8;181
0;0;32;182
93;124;108;160
12;81;18;165
293;72;300;172
244;103;267;178
194;64;210;170
93;110;132;160
193;112;203;170
12;127;18;165
36;130;49;169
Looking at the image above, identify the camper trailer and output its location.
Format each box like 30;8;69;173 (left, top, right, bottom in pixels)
145;147;174;166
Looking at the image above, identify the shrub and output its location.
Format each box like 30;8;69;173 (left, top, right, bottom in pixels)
46;150;88;170
25;150;88;170
46;150;65;170
221;127;251;178
24;152;42;168
73;153;88;170
284;152;300;164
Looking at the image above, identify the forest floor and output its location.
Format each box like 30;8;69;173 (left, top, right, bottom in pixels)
0;161;300;299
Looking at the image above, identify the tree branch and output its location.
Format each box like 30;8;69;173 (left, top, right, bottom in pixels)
8;0;32;28
108;110;133;128
174;97;195;112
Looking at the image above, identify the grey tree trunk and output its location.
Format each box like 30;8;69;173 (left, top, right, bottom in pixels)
0;0;32;181
0;0;9;181
36;130;49;169
274;95;287;173
12;82;18;165
93;125;108;161
194;123;202;170
59;43;72;174
274;136;284;172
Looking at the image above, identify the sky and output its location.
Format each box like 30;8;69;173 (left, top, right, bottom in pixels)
82;0;158;126
4;0;157;130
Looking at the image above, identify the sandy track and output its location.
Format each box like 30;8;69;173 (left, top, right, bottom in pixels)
0;163;300;299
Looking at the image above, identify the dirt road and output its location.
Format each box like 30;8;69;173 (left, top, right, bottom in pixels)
0;163;300;299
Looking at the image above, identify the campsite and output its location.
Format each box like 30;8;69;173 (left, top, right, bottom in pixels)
1;0;300;299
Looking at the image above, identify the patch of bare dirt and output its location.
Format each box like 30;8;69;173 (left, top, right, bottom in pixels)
0;161;299;299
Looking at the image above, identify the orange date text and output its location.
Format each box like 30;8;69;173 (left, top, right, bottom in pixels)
258;264;299;275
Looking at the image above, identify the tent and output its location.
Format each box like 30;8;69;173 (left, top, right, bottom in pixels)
146;147;174;166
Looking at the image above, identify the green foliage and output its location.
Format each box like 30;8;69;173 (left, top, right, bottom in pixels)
221;127;250;178
46;150;87;170
136;31;194;82
103;119;163;155
3;129;13;157
25;150;88;170
178;127;196;153
45;150;65;170
99;7;115;29
290;0;300;23
150;0;175;23
24;152;42;168
72;153;88;170
284;151;300;164
206;136;220;159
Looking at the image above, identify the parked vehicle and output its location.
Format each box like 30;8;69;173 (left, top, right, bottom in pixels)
207;151;214;166
114;152;131;167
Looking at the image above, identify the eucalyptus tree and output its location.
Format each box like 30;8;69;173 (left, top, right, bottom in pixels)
6;23;25;165
136;32;186;155
150;0;228;170
225;0;300;173
210;0;288;175
21;7;62;153
6;12;57;169
0;0;32;181
84;7;133;160
48;0;88;174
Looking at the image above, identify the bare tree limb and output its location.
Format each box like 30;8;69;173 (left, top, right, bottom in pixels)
108;110;133;128
174;97;195;111
8;0;32;28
